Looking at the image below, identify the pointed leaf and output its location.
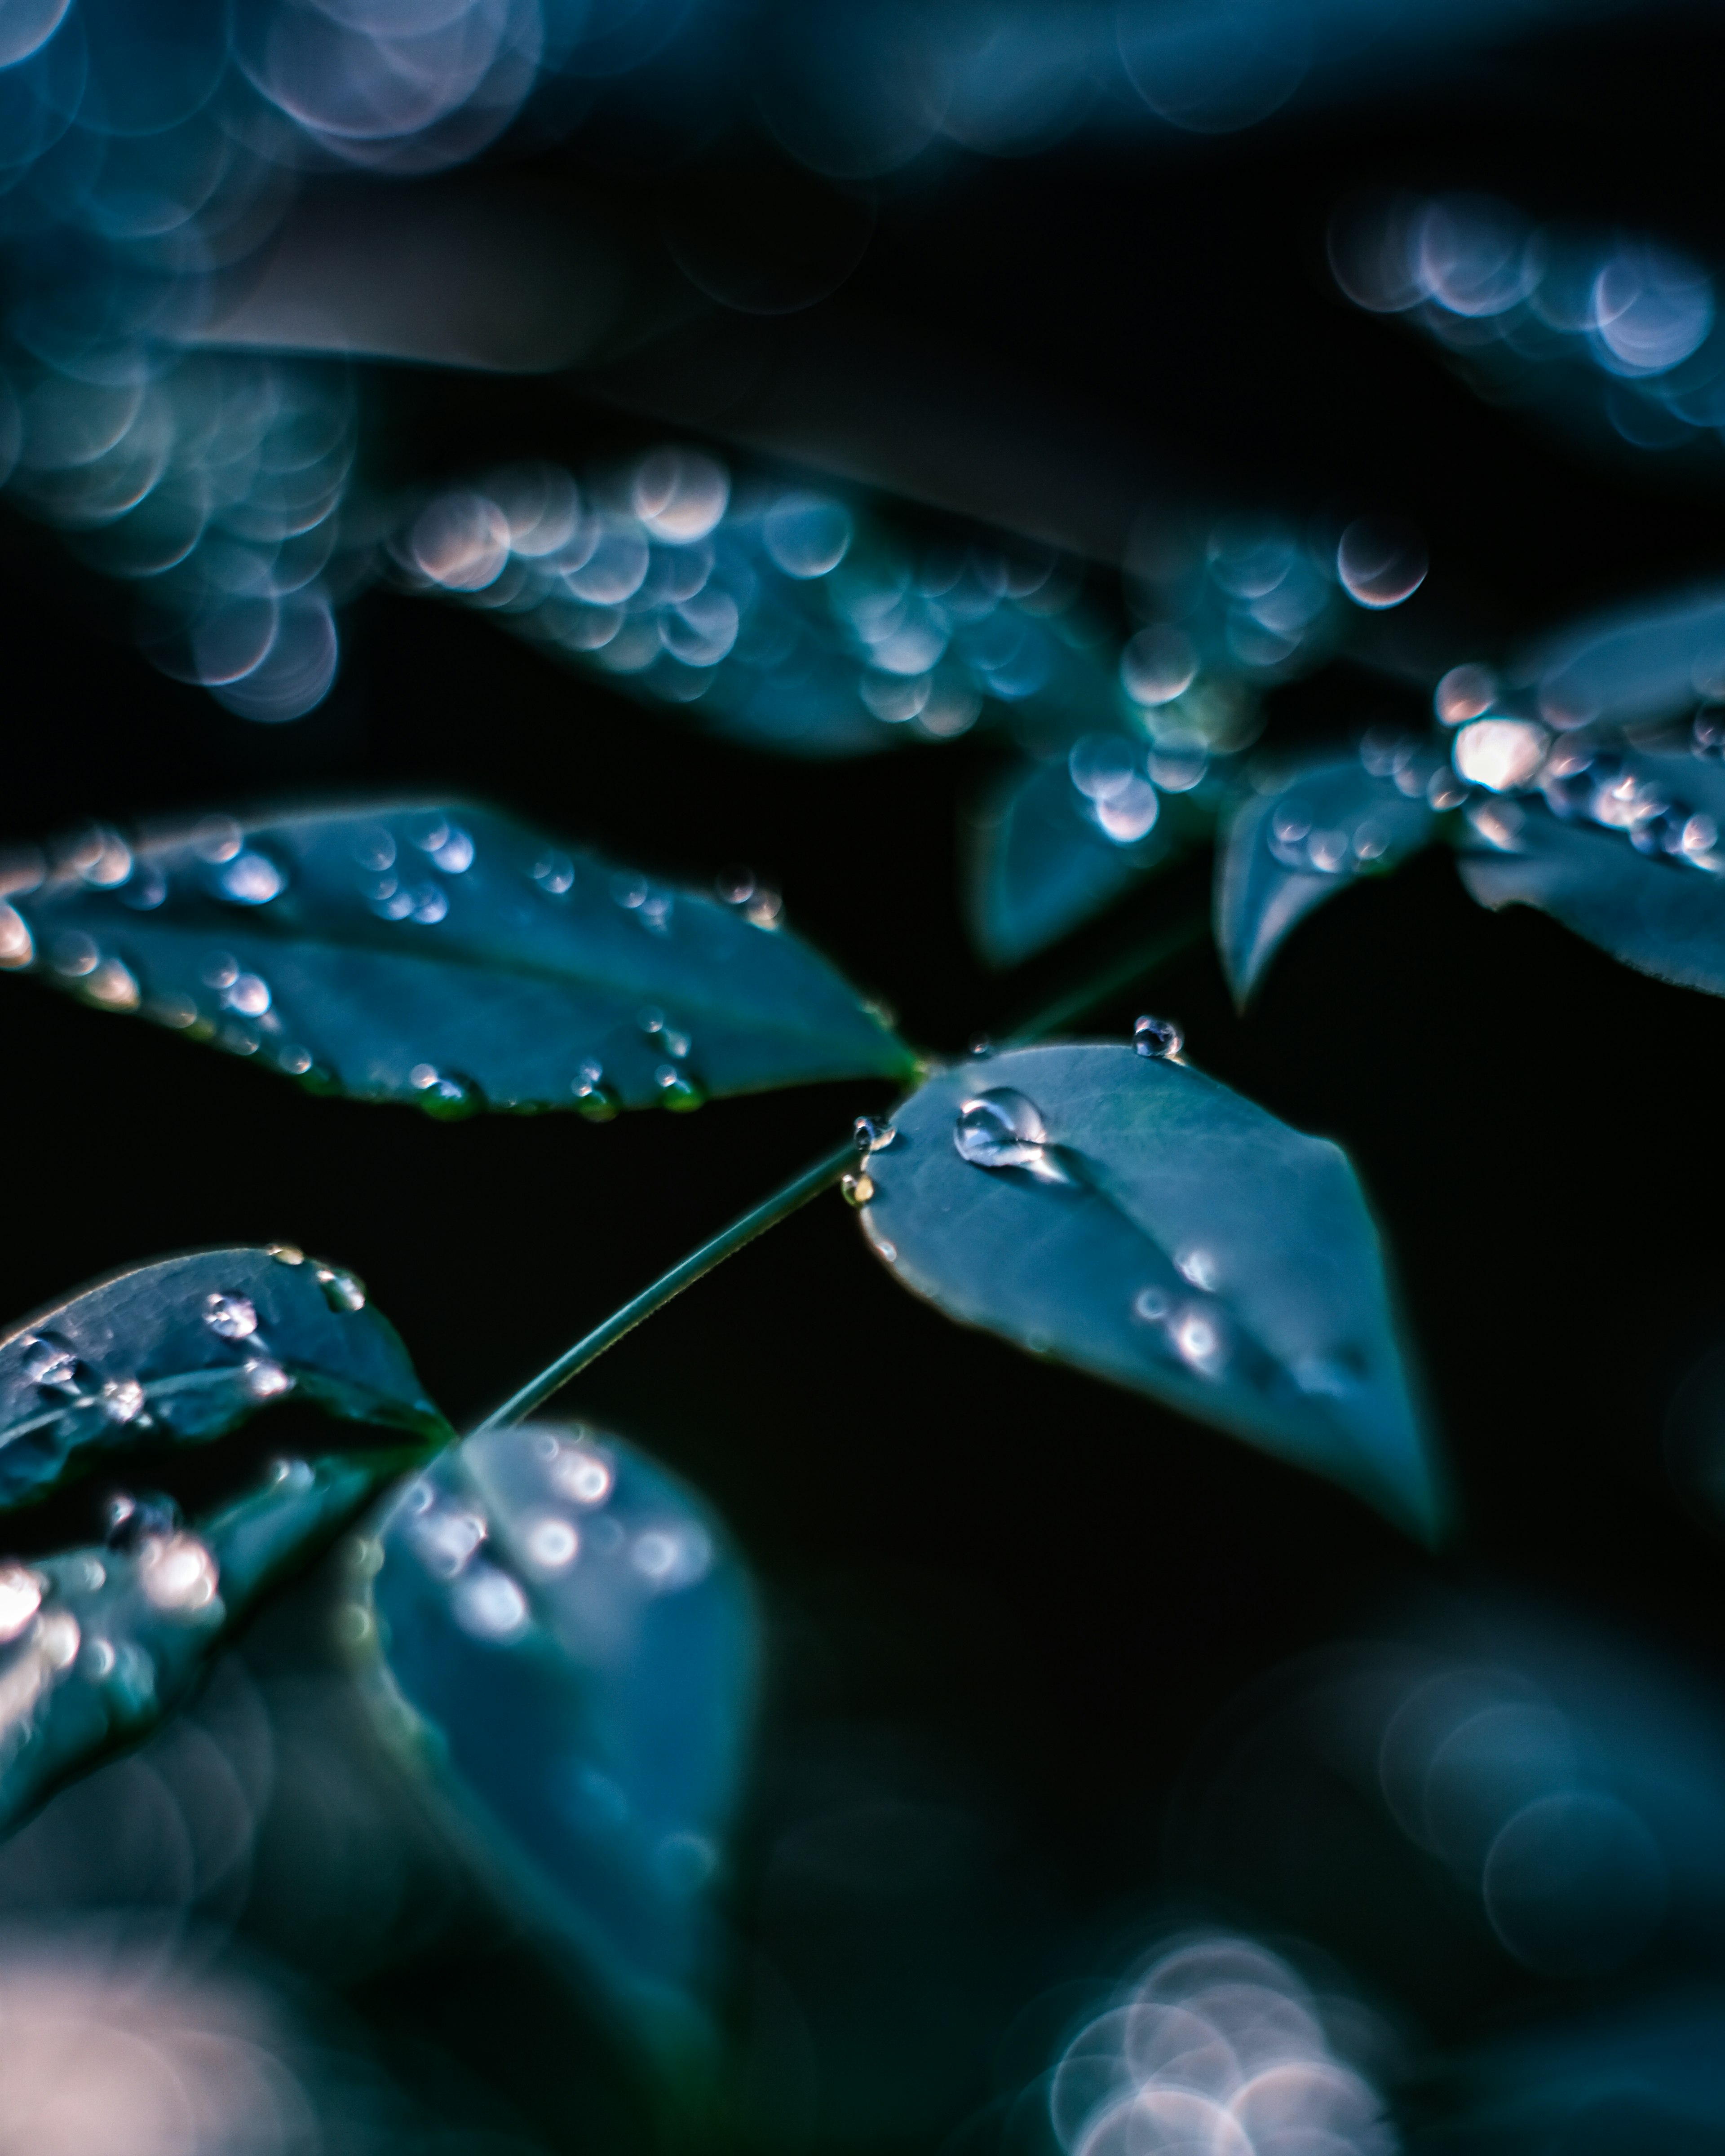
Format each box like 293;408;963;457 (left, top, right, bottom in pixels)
356;1423;758;2052
3;801;913;1114
1524;583;1725;732
0;1247;451;1508
1455;747;1725;995
967;751;1208;967
858;1044;1446;1541
1216;747;1443;1004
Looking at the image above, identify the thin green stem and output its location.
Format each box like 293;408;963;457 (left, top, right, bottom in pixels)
471;1136;860;1434
1006;906;1208;1045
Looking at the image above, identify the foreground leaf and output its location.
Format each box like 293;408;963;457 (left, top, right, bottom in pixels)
0;1247;449;1508
858;1043;1445;1540
2;801;913;1113
1216;746;1445;1004
1524;583;1725;733
1455;751;1725;997
967;751;1207;967
355;1423;758;2052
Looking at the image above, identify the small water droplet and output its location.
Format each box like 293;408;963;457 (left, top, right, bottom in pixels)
571;1060;619;1120
662;1029;691;1060
1306;827;1350;874
226;972;270;1017
242;1358;293;1399
611;874;648;909
35;1611;80;1670
1336;517;1428;609
745;888;783;929
1176;1247;1219;1290
0;906;34;969
138;1533;220;1614
410;1504;487;1577
280;1044;314;1076
1134;1014;1183;1059
192;816;243;864
407;882;448;924
638;1007;665;1035
350;823;397;873
218;851;285;904
953;1088;1070;1181
21;1337;80;1388
201;952;239;991
1435;663;1498;725
453;1565;531;1641
656;1066;704;1110
202;1293;258;1340
430;828;474;874
416;1071;482;1119
1170;1304;1224;1374
0;1566;42;1644
524;1516;579;1569
854;1115;895;1153
267;1244;304;1265
532;851;574;894
64;824;132;888
50;932;98;978
549;1445;613;1506
715;864;754;904
968;1034;994;1058
1132;1286;1171;1322
80;1636;117;1680
840;1171;875;1206
100;1379;145;1425
875;1237;898;1263
314;1264;367;1314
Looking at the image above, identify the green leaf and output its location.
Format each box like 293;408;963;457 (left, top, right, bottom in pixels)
1455;754;1725;996
0;1449;420;1838
353;1423;758;2056
966;751;1208;967
1216;749;1442;1005
0;1246;451;1508
858;1043;1446;1541
2;801;913;1113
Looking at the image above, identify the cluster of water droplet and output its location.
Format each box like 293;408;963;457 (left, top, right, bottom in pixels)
1048;1934;1397;2156
394;447;1128;757
1333;191;1724;460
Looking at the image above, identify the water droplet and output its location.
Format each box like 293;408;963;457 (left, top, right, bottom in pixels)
280;1045;314;1076
1171;1304;1224;1374
81;958;140;1012
201;952;239;990
0;905;34;969
225;972;270;1017
100;1378;145;1425
637;1007;665;1036
549;1445;613;1506
745;888;783;929
662;1029;691;1060
1133;1286;1171;1322
80;1636;116;1680
314;1264;366;1314
202;1293;257;1340
0;1566;42;1644
192;816;243;864
1069;733;1141;801
242;1358;293;1399
407;882;448;924
410;1504;487;1578
64;824;132;888
1121;624;1199;706
218;851;285;904
106;1493;179;1552
763;491;852;577
21;1337;80;1388
715;864;755;905
524;1517;579;1570
611;873;648;910
1135;1014;1183;1059
430;828;474;874
1306;827;1350;874
532;851;574;895
50;932;98;978
1336;517;1429;609
656;1066;704;1111
350;824;396;873
969;1035;994;1058
35;1611;80;1670
153;994;198;1028
1176;1247;1220;1290
453;1565;531;1641
571;1060;619;1120
138;1533;220;1614
1435;663;1498;725
953;1087;1070;1181
416;1071;482;1118
1454;718;1548;792
841;1171;875;1206
874;1238;898;1263
267;1244;305;1265
854;1115;895;1153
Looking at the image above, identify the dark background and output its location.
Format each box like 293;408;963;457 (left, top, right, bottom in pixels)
5;8;1725;2147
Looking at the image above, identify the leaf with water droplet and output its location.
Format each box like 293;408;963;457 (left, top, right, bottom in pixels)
859;1043;1446;1541
0;1248;451;1508
7;801;913;1111
966;751;1212;966
354;1423;757;2058
1456;751;1725;995
1216;750;1444;1004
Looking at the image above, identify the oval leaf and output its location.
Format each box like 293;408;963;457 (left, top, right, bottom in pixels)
858;1043;1446;1541
356;1422;758;2050
3;802;912;1113
1525;583;1725;732
967;751;1207;967
0;1247;450;1508
1216;747;1443;1005
1456;749;1725;995
0;1449;420;1837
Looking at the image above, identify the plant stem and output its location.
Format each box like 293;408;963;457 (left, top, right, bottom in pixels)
1007;906;1208;1045
471;1135;860;1434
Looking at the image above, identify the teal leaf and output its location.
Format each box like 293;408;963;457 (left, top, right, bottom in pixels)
858;1044;1446;1541
356;1423;759;2053
1524;583;1725;732
0;1450;408;1837
1455;745;1725;995
2;802;913;1113
966;749;1210;967
0;1246;451;1509
1216;745;1445;1005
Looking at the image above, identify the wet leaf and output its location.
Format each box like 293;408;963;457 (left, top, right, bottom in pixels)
355;1423;758;2053
1216;748;1443;1005
1524;583;1725;733
1455;751;1725;997
0;1246;451;1508
858;1043;1446;1541
0;1450;422;1838
966;752;1208;967
4;801;913;1114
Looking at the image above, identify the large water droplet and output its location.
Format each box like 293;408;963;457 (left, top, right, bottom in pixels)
138;1532;220;1614
953;1088;1070;1181
1135;1014;1183;1059
21;1336;80;1389
202;1292;258;1340
100;1378;145;1425
243;1358;293;1399
1336;517;1429;608
218;851;285;904
314;1264;366;1314
0;1566;42;1644
0;905;34;969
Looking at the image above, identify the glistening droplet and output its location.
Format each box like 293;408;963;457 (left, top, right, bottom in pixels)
953;1088;1072;1182
1336;517;1429;609
202;1293;257;1341
1134;1014;1183;1059
314;1264;366;1314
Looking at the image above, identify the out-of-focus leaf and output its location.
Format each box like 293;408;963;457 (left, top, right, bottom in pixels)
0;1247;450;1508
4;801;913;1113
356;1423;758;2053
966;750;1211;967
1526;585;1725;732
1216;743;1446;1005
1455;747;1725;996
858;1043;1445;1541
0;1449;410;1837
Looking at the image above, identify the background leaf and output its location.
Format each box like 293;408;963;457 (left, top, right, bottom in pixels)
4;801;913;1115
1216;747;1445;1004
357;1421;759;2054
858;1043;1446;1541
0;1246;450;1508
1456;748;1725;996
